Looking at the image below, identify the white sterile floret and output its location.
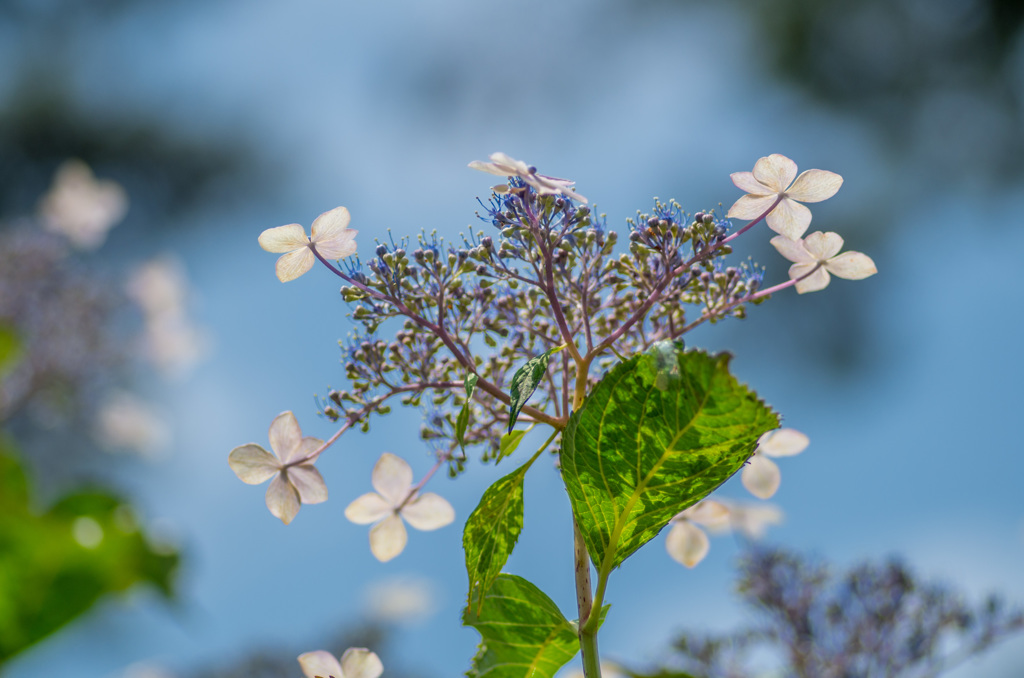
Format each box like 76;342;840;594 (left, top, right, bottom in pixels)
345;452;455;562
726;154;843;240
298;647;383;678
258;206;358;282
227;411;328;524
727;502;785;539
742;428;810;500
770;231;878;294
665;499;730;568
468;152;588;203
38;159;128;249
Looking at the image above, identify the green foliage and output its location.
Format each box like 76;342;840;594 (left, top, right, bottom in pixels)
463;574;605;678
0;324;22;378
0;441;178;663
456;373;480;453
561;345;778;572
507;346;563;433
497;429;528;463
463;447;545;610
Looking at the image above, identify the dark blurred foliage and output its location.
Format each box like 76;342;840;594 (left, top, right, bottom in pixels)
0;79;257;233
0;439;178;664
645;0;1024;185
625;547;1024;678
187;623;425;678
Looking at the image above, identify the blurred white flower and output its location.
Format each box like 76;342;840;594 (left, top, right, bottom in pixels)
665;498;785;567
665;499;730;568
365;576;436;623
299;648;382;678
345;453;455;562
96;391;170;457
258;206;358;282
770;231;878;294
726;154;842;240
228;411;327;524
742;428;809;499
469;152;588;203
727;502;785;539
38;159;128;249
127;257;207;375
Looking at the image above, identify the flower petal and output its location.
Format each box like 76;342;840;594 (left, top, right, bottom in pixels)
730;171;773;195
282;435;323;465
758;428;809;458
665;521;710;568
288;465;328;504
826;251;878;280
315;229;358;261
726;194;778;220
730;503;783;538
298;650;344;678
340;648;384;678
765;197;812;239
802;231;844;260
752;154;798;193
741;454;781;499
369;513;408;562
228;444;281;484
371;453;414;506
275;248;315;283
786;169;843;203
791;264;831;294
268;411;302;461
790;266;831;297
310;206;351;241
258;224;308;253
266;473;301;524
770;235;815;265
682;499;730;529
401;492;455;531
345;493;393;524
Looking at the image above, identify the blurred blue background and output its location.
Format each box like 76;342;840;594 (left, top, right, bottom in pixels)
2;0;1023;676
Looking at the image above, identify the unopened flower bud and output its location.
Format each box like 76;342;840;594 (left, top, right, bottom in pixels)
375;244;388;257
480;236;493;250
629;231;642;242
476;265;488;275
694;212;705;223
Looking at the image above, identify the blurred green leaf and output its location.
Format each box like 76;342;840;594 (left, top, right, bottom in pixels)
0;325;22;377
561;346;778;572
0;443;178;663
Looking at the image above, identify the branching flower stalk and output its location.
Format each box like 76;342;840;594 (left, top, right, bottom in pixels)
229;153;877;678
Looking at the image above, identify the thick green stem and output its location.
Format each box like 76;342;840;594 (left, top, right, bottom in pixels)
574;520;601;678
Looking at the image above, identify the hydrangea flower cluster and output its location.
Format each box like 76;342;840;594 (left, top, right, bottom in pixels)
230;153;877;676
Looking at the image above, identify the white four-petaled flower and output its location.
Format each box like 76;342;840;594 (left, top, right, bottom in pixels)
665;500;730;568
770;231;878;294
345;452;455;562
726;154;843;240
228;411;327;524
742;428;810;499
665;499;785;568
258;206;358;282
468;152;588;203
298;647;382;678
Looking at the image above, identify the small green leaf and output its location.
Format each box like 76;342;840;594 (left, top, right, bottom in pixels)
507;345;564;433
484;333;497;348
456;374;480;453
561;345;778;573
464;449;540;609
464;574;602;678
0;325;22;378
497;429;527;464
